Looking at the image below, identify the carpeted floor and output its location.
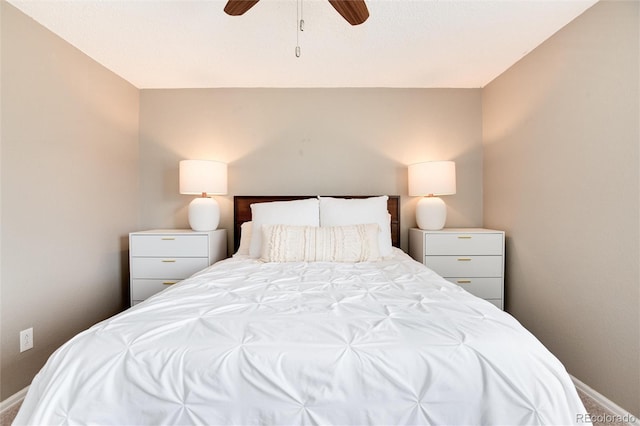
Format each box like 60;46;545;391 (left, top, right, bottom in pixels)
0;392;631;425
577;390;630;426
0;402;20;426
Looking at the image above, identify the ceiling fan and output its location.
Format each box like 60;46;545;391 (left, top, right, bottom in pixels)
223;0;369;25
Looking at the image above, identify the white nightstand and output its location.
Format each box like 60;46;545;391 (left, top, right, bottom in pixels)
408;228;505;309
129;229;227;306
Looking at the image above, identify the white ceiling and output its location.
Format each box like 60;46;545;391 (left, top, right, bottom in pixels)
8;0;598;89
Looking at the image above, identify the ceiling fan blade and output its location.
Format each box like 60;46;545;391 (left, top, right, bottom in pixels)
328;0;369;25
224;0;260;16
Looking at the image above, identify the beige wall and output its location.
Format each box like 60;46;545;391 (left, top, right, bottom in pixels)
139;88;484;252
2;0;637;415
483;0;639;416
0;3;140;399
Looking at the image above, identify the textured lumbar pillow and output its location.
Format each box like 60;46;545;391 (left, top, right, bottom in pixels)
260;223;381;263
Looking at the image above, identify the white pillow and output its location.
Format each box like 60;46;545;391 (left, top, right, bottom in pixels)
234;221;252;256
318;196;392;257
249;198;320;258
261;224;380;263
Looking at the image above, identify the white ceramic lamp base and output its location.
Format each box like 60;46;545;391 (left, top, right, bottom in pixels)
188;197;220;231
416;196;447;230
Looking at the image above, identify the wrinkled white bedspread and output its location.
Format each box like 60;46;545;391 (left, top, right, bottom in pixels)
16;249;587;425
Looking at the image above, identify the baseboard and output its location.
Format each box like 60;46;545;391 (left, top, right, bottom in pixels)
0;386;28;415
571;375;637;425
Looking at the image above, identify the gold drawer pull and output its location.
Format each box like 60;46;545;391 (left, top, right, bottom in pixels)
162;259;176;263
458;236;472;239
163;281;178;285
457;258;472;261
457;280;472;284
161;237;176;240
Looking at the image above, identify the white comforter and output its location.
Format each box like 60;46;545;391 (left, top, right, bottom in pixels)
16;249;587;425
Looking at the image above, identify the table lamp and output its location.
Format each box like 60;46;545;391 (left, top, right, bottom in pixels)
179;160;227;231
408;161;456;230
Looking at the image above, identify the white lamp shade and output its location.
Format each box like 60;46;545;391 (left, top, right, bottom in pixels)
179;160;227;195
408;161;456;196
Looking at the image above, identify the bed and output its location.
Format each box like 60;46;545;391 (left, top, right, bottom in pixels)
15;195;588;425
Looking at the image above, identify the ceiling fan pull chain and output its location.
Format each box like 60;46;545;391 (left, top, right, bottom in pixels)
295;0;302;57
300;0;304;31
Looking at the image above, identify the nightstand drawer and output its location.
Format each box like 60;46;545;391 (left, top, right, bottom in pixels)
445;277;502;299
425;233;503;255
425;255;502;277
409;228;505;310
130;257;209;279
129;229;227;306
131;279;180;301
130;235;209;257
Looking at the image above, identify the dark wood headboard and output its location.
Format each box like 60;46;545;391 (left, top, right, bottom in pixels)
233;196;400;252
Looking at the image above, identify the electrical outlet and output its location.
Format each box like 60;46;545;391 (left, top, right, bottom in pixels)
20;328;33;352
